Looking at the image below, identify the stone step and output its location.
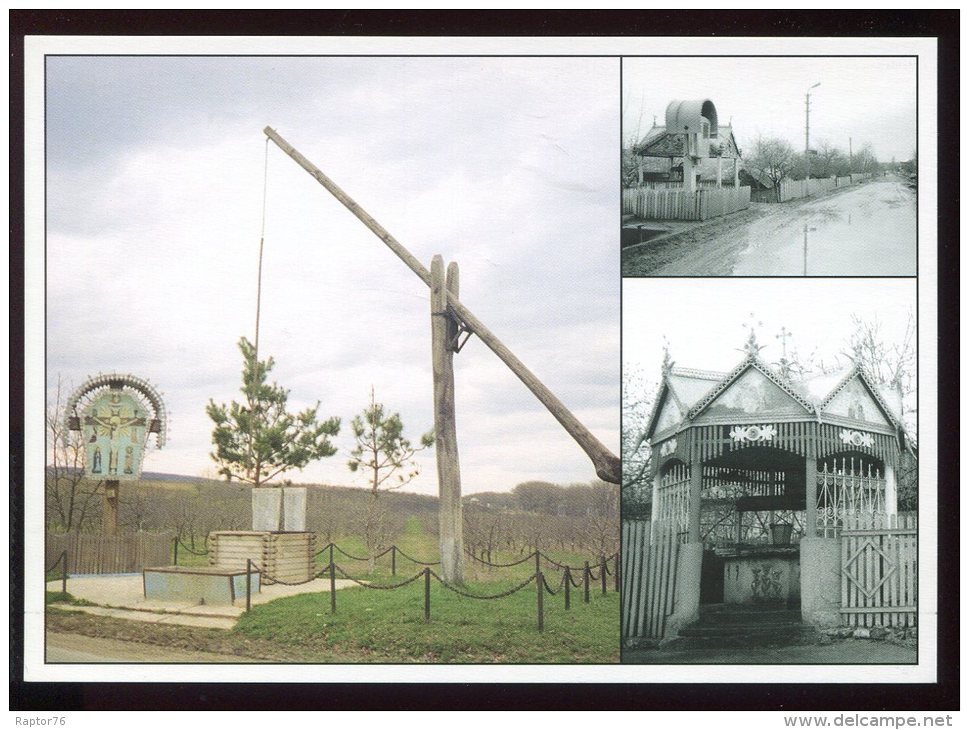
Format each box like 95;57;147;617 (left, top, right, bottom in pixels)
697;604;802;626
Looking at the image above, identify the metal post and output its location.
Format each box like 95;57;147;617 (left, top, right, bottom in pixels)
424;568;431;623
564;567;571;610
173;537;179;566
537;570;544;632
600;556;607;595
391;545;396;576
329;543;337;614
246;558;252;613
583;561;590;603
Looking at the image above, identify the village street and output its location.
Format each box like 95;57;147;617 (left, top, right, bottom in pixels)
622;177;916;277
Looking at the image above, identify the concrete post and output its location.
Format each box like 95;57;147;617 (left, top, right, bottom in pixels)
431;255;464;584
665;542;703;637
716;157;722;188
650;469;661;524
805;436;818;538
683;154;696;194
734;158;740;187
884;463;898;517
687;460;703;544
800;537;842;627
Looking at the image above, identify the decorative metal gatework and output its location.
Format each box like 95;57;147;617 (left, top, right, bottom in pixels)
656;463;690;539
700;466;802;547
816;457;886;537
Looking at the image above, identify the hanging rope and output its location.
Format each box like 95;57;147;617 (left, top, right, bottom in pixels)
254;136;270;360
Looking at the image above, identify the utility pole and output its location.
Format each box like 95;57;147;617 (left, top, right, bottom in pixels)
804;82;820;194
849;136;853;174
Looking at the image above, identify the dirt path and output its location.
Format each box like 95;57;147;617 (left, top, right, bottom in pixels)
623;638;916;665
622;179;916;277
45;631;261;663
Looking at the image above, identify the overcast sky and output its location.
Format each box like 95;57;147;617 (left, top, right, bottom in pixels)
623;278;916;427
44;56;620;495
623;56;917;163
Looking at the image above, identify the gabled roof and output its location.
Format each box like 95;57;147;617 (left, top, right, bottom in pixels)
686;355;816;420
817;365;903;430
645;366;729;440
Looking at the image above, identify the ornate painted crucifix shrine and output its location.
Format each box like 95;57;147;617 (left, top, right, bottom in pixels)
66;373;167;535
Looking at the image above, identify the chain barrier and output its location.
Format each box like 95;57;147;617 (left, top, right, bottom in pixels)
332;563;426;590
429;570;536;600
250;560;332;587
176;539;210;556
326;543;382;561
393;547;441;566
464;550;538;568
542;571;568;596
46;550;66;574
538;551;619;573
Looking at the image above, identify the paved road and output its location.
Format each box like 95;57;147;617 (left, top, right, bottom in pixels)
622;178;916;276
45;632;258;663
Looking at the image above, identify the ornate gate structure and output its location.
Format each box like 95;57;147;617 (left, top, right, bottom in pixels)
628;333;915;635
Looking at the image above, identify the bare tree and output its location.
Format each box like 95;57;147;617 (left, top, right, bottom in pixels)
744;136;798;201
46;378;101;533
347;387;433;572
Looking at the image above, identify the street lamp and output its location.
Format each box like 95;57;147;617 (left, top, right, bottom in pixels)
805;82;821;190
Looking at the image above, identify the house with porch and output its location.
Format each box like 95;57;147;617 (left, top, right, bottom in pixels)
622;333;917;647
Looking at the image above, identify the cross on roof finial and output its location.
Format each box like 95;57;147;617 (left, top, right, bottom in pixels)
661;337;674;375
775;326;793;359
740;314;765;357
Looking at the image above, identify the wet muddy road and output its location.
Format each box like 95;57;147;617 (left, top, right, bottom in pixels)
622;178;916;277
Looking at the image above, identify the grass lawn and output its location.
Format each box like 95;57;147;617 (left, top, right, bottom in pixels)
53;518;620;663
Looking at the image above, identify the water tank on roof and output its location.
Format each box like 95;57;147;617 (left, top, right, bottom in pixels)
665;99;718;137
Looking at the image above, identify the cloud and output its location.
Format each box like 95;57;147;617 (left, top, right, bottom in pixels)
43;56;620;495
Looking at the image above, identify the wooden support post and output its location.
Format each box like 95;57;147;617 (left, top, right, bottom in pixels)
329;543;337;614
103;480;119;536
391;545;397;576
263;128;620;484
614;553;620;593
534;551;541;577
600;556;607;595
583;561;590;603
536;570;544;632
246;558;252;613
424;567;431;623
431;256;464;584
564;567;571;610
173;537;179;566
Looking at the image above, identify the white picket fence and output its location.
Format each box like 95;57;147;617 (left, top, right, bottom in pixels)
622;185;751;221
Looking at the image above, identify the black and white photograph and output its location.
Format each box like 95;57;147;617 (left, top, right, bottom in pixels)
620;278;920;664
621;57;918;277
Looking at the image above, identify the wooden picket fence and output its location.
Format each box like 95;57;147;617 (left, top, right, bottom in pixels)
47;532;173;575
621;520;680;640
840;514;917;628
622;185;750;221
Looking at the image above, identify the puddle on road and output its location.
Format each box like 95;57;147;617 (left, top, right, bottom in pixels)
729;182;916;276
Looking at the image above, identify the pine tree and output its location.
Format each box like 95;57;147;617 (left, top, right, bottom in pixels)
207;337;340;487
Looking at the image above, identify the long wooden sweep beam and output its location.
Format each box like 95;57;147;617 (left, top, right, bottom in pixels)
264;127;621;484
